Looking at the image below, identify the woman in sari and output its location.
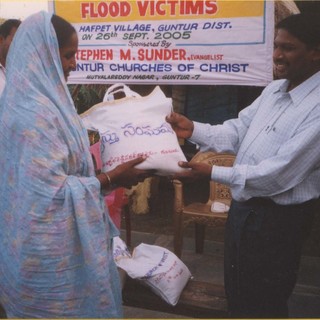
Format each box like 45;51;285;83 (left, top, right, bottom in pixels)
0;11;151;318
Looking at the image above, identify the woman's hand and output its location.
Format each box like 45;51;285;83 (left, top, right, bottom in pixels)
102;156;155;189
166;112;194;139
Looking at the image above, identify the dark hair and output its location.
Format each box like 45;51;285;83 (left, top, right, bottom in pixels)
276;12;320;49
51;14;76;49
0;19;21;38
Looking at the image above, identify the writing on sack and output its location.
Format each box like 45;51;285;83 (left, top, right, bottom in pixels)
105;149;181;167
100;121;174;146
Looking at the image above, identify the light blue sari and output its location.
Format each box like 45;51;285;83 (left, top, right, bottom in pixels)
0;11;122;318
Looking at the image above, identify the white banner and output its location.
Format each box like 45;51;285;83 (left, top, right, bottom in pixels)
49;0;274;86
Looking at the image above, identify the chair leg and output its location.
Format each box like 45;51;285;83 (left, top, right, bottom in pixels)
195;223;206;254
173;212;183;258
123;205;131;247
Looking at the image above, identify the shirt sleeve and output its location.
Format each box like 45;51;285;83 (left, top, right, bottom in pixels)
188;83;320;202
212;108;320;201
190;93;262;154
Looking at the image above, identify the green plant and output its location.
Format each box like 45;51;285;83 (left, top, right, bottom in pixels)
69;84;110;114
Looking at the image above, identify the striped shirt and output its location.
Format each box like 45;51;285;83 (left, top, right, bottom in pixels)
191;71;320;204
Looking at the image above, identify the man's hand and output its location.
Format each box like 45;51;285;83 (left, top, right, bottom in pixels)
172;160;212;183
166;112;194;139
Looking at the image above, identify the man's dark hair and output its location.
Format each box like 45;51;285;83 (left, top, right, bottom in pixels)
51;14;76;49
0;19;21;38
276;12;320;49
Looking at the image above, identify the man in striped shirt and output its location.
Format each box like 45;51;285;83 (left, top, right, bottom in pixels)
167;12;320;318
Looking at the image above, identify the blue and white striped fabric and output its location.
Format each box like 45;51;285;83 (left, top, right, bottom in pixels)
191;72;320;204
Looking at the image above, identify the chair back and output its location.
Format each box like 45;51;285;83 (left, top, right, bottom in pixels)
190;152;235;207
173;151;235;256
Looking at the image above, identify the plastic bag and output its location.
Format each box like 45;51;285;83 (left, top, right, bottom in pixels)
113;239;192;306
81;84;188;176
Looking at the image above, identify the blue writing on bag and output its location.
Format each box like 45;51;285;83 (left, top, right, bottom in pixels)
101;131;120;145
122;122;173;137
143;251;169;278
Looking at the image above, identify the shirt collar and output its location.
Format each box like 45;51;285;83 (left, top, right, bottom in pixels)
273;71;320;107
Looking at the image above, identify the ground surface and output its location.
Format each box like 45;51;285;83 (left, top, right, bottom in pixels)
123;176;320;257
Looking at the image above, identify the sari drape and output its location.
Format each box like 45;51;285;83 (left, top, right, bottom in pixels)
0;11;122;318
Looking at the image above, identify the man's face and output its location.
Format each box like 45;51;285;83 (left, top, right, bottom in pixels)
273;29;320;90
0;27;18;67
